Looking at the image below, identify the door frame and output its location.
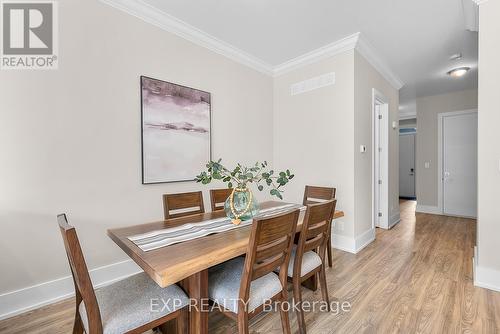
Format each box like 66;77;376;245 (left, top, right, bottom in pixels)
372;89;389;229
437;109;478;216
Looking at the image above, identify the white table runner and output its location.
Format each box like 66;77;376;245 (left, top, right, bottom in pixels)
129;203;305;252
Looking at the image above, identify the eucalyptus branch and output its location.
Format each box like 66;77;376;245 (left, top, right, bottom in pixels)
195;159;294;200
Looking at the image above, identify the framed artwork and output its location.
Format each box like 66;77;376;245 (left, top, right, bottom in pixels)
140;76;211;184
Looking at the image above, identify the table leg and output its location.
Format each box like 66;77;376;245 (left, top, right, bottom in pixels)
179;269;209;334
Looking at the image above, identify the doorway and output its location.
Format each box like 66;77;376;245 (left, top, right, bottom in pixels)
438;109;478;218
399;129;416;199
372;89;389;229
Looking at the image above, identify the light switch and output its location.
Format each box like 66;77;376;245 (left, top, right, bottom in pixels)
424;162;430;169
360;145;366;153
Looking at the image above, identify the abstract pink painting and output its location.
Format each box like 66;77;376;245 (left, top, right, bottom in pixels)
141;76;211;184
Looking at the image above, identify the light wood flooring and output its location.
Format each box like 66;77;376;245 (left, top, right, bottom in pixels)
1;200;499;333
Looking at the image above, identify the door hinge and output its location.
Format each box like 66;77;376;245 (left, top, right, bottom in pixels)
378;147;382;152
378;114;382;120
378;212;382;217
378;180;382;185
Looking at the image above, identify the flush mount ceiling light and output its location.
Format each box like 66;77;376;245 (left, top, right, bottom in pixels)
447;67;470;78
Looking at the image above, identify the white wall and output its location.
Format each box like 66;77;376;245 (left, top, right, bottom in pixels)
475;0;500;291
273;49;400;251
354;51;400;234
0;0;273;296
415;89;478;209
273;51;356;240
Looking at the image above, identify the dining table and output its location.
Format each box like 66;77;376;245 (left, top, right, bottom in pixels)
108;201;344;334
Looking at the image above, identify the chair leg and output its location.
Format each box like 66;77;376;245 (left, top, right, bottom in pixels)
293;278;307;334
237;311;249;334
279;293;291;334
327;233;333;268
73;309;84;334
319;265;330;312
176;307;189;334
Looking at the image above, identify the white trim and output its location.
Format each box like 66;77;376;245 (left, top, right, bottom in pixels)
356;35;404;90
98;0;404;89
332;228;376;254
415;204;442;215
437;109;478;217
399;112;417;120
99;0;274;75
372;89;390;229
473;0;489;5
354;228;376;253
388;212;401;229
474;258;500;292
332;233;356;253
0;259;142;321
273;33;360;77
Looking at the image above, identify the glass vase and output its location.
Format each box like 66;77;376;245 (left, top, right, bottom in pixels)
224;187;260;222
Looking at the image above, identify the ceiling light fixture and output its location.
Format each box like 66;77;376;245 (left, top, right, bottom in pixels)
447;67;470;78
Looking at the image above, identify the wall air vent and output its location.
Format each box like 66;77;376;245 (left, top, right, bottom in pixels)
290;72;335;96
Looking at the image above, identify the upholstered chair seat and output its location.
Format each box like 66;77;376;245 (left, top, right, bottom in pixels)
208;257;282;313
287;245;322;277
79;272;189;334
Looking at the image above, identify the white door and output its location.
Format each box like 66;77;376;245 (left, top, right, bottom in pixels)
442;112;477;217
399;133;416;198
373;98;389;229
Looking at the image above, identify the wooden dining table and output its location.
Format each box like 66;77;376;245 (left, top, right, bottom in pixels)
108;201;344;334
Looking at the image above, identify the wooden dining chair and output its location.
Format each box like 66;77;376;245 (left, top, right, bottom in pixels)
289;200;336;334
209;188;233;212
58;214;189;334
208;209;300;334
163;191;205;220
302;185;336;267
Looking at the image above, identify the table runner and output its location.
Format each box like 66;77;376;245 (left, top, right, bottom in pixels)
128;203;305;252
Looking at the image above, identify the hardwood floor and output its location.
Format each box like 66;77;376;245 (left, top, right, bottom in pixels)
1;200;499;333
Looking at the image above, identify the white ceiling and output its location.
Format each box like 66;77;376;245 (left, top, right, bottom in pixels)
135;0;479;115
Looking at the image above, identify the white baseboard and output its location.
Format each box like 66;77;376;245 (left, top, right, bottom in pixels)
389;212;401;229
0;259;142;321
415;204;442;215
354;228;376;253
473;253;500;292
332;228;375;254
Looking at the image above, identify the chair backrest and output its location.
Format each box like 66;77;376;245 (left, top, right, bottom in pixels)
209;188;232;212
302;185;336;205
294;200;336;277
163;191;205;219
58;214;103;333
238;209;300;310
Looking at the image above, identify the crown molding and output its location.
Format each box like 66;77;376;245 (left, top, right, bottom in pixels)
99;0;404;89
99;0;274;76
355;34;405;90
272;33;360;77
472;0;489;5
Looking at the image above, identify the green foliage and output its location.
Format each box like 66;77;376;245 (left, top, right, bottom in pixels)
195;159;294;200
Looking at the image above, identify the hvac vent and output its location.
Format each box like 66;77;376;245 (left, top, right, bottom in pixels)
290;72;335;96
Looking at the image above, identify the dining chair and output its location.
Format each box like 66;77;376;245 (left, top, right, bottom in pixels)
289;200;336;334
209;188;233;212
58;214;189;334
208;209;300;334
163;191;205;220
302;185;336;267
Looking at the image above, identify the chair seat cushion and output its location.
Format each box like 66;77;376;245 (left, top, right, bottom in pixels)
287;246;322;277
208;257;282;313
79;272;189;334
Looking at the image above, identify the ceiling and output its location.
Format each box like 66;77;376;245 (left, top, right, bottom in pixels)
135;0;479;116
